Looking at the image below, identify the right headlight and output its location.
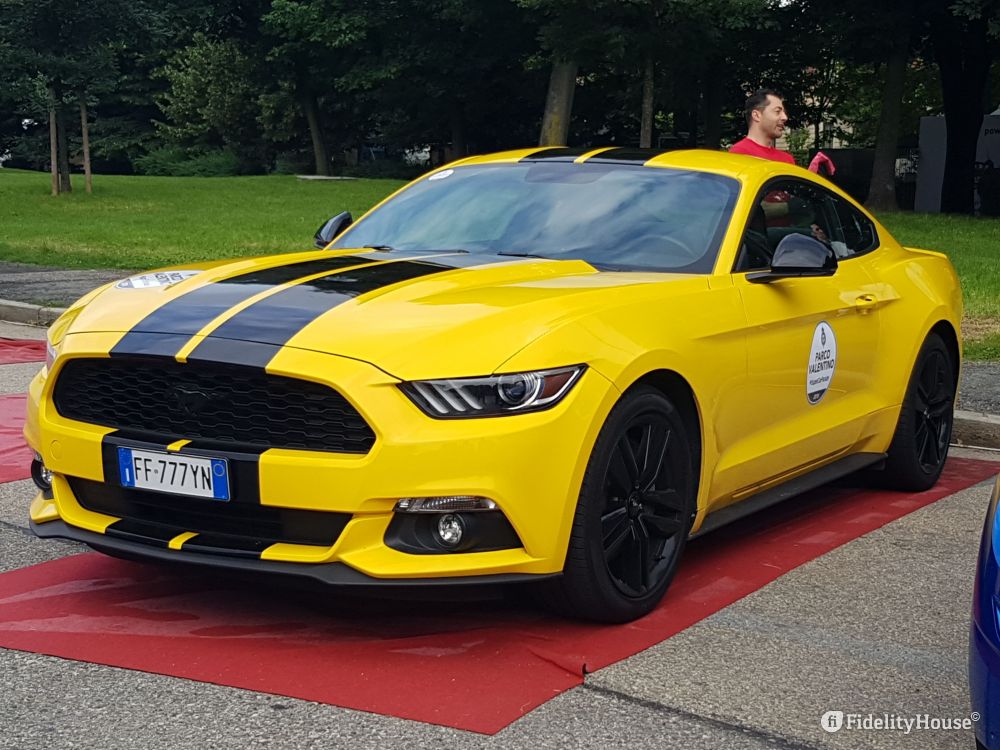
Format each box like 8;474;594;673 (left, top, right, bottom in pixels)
399;365;586;418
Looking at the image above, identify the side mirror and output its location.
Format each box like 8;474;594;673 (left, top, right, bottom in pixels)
746;233;837;284
314;212;353;249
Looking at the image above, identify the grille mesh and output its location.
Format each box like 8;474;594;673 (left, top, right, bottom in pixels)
54;357;375;453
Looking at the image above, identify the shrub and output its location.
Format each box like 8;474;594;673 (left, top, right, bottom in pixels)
134;147;243;177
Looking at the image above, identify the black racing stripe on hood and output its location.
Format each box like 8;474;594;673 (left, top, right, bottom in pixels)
185;258;460;368
110;255;371;358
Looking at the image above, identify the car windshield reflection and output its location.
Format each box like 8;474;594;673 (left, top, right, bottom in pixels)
332;162;740;274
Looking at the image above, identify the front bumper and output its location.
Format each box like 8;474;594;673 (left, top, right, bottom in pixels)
28;332;618;581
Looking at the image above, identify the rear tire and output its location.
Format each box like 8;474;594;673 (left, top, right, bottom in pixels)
545;386;696;623
878;332;955;491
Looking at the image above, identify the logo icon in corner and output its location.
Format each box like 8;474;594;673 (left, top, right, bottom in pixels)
806;321;837;405
820;710;844;733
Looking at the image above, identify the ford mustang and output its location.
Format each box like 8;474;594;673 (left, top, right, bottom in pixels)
26;147;961;621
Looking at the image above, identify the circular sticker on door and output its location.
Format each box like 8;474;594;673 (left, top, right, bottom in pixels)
806;321;837;404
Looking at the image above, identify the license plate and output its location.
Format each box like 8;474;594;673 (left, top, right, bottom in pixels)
117;447;230;501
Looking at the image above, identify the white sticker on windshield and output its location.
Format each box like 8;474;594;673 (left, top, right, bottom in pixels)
116;270;202;289
806;321;837;405
428;169;454;181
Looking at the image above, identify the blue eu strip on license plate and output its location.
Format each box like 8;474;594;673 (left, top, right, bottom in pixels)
117;447;230;501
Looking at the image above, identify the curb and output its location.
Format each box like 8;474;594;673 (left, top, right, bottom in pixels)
0;299;66;327
0;297;998;451
952;410;1000;452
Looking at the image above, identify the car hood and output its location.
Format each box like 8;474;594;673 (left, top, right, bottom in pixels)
62;249;707;379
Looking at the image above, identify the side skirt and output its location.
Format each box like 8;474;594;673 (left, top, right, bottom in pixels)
691;452;887;539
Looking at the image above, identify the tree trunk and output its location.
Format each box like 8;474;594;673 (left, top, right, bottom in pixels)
56;105;72;193
702;59;723;150
80;99;93;194
539;59;577;146
866;25;910;212
639;55;655;148
48;89;58;197
300;93;330;176
931;9;992;214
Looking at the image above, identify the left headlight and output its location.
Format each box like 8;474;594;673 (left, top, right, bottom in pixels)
400;365;586;418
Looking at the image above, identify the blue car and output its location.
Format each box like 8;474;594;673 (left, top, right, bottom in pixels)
972;473;1000;750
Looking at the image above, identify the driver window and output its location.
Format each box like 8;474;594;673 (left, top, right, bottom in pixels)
735;180;836;272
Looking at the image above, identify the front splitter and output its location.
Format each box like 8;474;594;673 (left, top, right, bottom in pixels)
30;518;558;588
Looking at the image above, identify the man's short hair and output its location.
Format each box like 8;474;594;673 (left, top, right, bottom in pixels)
745;89;782;125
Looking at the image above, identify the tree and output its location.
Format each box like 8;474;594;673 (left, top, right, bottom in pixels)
928;0;999;213
0;0;148;192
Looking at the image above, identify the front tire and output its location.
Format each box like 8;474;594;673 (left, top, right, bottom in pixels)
879;332;955;491
548;386;696;623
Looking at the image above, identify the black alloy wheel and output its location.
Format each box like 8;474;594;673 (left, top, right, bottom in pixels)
912;346;953;474
601;412;689;597
879;333;955;492
546;386;696;623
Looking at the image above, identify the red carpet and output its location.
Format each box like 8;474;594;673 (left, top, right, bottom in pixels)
0;338;45;365
0;393;32;482
0;458;996;733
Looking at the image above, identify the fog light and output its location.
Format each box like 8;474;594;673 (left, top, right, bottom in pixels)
436;513;465;547
394;496;496;513
31;453;53;491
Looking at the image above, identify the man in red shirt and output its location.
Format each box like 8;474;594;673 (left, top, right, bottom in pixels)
729;90;836;175
729;89;795;164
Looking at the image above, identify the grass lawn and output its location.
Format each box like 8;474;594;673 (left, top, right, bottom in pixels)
879;212;1000;360
0;168;405;269
2;168;998;358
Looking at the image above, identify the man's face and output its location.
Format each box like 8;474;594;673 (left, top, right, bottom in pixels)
754;95;788;140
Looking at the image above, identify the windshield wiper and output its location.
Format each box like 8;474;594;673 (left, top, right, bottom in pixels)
363;246;470;254
496;251;552;259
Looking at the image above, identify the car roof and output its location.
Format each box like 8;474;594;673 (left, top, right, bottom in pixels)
450;146;797;181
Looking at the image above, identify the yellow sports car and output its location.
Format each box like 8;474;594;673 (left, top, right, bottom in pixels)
26;147;961;622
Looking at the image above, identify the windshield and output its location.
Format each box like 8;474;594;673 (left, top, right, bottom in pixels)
331;162;740;273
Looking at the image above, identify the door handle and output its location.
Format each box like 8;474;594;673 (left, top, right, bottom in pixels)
854;293;878;313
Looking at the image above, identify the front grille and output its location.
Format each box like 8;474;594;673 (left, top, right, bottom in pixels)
53;357;375;453
70;477;351;549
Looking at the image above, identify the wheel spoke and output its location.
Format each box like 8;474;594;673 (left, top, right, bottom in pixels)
617;436;640;486
604;517;631;561
638;425;671;491
917;354;939;402
602;506;628;542
635;521;650;591
916;422;932;466
929;398;952;418
608;448;633;497
645;488;685;512
640;511;682;539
